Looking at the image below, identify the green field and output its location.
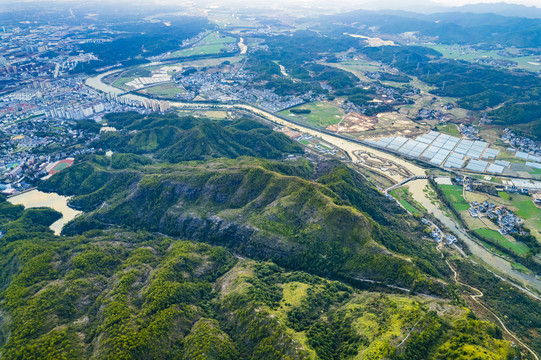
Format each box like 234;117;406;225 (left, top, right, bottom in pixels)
498;191;510;200
279;102;345;128
512;197;541;230
497;192;541;231
143;84;183;98
435;123;460;136
438;185;470;211
528;167;541;175
474;228;530;256
389;187;426;215
338;59;381;73
112;68;152;89
423;44;541;73
170;32;237;58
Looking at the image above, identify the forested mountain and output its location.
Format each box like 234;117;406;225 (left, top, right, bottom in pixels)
0;197;519;359
39;153;449;295
1;113;539;359
94;112;303;162
323;10;541;47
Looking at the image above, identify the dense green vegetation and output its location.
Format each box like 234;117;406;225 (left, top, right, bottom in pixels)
358;45;541;114
244;31;363;97
488;104;541;139
39;153;448;295
93;112;302;162
72;18;210;73
450;258;541;355
325;10;541;48
3;111;539;358
0;199;520;359
290;109;311;114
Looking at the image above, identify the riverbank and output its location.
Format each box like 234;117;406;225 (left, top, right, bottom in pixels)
407;179;541;293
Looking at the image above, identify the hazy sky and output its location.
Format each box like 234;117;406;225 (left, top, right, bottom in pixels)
432;0;539;5
9;0;541;9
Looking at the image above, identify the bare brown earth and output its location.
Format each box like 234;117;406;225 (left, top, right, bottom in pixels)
326;112;377;133
358;112;430;140
278;127;303;139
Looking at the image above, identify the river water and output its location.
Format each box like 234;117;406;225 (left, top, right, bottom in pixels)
407;179;541;292
8;190;81;235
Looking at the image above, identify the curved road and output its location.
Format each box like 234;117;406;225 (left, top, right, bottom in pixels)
438;245;539;360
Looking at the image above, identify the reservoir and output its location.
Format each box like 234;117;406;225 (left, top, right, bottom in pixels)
8;189;81;235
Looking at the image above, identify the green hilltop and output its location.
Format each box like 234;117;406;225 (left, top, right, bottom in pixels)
40;154;448;296
95;112;303;162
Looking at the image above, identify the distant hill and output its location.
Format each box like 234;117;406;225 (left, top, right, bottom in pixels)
353;1;541;18
454;2;541;19
356;0;448;13
323;8;541;47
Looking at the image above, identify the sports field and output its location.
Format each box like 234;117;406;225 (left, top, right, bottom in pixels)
52;162;70;172
279;102;344;128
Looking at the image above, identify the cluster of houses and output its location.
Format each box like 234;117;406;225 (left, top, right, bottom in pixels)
421;218;457;245
459;124;480;140
502;128;541;156
469;200;523;236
